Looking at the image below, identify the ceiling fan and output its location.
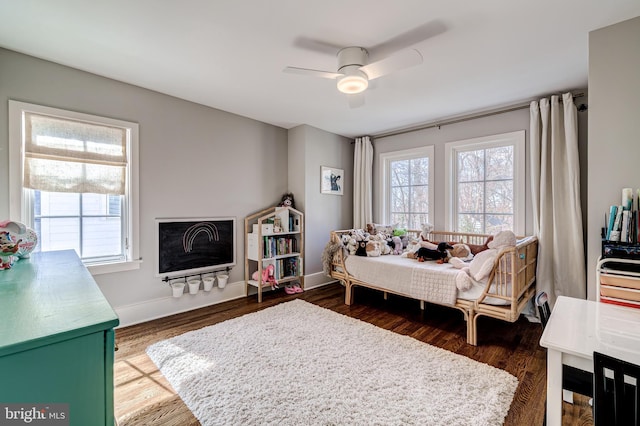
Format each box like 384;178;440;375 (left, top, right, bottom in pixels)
283;46;423;97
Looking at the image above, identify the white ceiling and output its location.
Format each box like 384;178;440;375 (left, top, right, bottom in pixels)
1;1;639;138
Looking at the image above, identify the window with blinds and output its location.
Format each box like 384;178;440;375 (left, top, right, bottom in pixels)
24;112;128;195
9;101;139;272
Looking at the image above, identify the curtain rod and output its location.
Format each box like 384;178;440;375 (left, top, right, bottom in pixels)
372;92;586;140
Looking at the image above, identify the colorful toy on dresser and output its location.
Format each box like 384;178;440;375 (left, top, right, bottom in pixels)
0;220;38;270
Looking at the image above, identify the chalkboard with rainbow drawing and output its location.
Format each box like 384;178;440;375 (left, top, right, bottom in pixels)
156;217;236;276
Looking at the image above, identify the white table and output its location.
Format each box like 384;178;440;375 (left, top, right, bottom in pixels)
540;295;640;425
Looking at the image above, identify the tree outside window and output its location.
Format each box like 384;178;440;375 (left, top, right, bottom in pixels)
381;146;433;230
446;131;524;235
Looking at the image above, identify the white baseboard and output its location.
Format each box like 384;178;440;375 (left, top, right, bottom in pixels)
304;271;337;290
114;273;338;328
114;280;245;328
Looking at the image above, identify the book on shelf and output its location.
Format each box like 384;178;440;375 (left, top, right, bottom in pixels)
607;205;618;240
610;205;624;242
621;210;630;242
262;236;297;258
271;256;299;279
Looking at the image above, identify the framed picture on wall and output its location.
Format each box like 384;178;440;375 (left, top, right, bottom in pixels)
321;166;344;195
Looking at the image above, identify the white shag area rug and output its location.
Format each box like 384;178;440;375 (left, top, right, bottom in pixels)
146;300;518;426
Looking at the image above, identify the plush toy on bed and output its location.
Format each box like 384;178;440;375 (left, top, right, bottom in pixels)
365;241;381;257
392;228;410;251
449;230;517;291
419;222;434;241
355;240;367;256
466;235;494;255
346;237;358;255
370;233;392;255
445;243;474;263
391;236;403;255
416;241;453;263
404;238;420;258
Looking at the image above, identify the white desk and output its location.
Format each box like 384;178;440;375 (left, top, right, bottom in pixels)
540;295;640;425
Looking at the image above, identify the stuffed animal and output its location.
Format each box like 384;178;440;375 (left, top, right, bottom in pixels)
350;228;369;242
365;241;381;257
278;193;295;209
393;228;408;237
346;237;358;255
404;238;421;258
420;222;434;241
322;239;344;276
418;222;446;254
445;243;473;263
416;242;453;263
341;234;355;254
391;236;403;255
370;233;391;255
252;264;279;290
466;235;494;255
355;241;367;257
450;230;517;290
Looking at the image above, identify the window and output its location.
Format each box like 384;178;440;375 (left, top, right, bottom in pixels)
380;146;434;229
445;131;525;235
9;100;139;274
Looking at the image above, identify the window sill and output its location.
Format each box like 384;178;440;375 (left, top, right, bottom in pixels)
87;259;142;275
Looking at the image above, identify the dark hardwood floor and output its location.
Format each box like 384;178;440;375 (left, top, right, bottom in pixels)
114;282;594;425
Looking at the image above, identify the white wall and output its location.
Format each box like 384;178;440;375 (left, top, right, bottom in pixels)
0;48;290;325
587;16;640;300
288;125;353;287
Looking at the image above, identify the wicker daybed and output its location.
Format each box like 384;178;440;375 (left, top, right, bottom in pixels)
327;229;538;345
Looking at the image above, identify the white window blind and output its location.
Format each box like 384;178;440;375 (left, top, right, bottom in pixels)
24;112;128;195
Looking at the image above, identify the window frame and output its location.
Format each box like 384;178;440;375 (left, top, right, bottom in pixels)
379;145;434;229
8;100;140;275
444;130;525;235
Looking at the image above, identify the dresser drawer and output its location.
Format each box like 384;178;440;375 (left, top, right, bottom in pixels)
601;284;640;302
600;273;640;290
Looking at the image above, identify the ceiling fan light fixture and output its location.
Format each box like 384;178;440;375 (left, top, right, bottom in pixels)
337;70;368;94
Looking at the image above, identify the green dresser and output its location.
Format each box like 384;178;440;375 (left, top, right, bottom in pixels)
0;250;119;425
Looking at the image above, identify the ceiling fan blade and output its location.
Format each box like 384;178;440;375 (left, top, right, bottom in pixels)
283;66;342;80
348;93;365;109
293;36;343;56
369;20;447;60
359;49;423;81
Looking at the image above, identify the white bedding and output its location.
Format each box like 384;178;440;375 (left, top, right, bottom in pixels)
343;255;509;306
